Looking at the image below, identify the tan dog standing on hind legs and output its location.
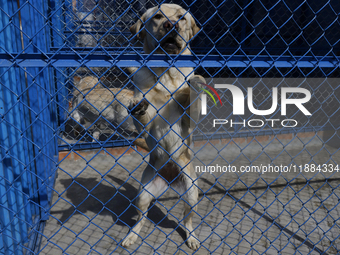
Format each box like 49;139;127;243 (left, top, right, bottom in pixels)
121;4;204;250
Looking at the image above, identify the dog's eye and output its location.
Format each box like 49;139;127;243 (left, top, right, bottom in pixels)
178;15;186;21
153;14;163;19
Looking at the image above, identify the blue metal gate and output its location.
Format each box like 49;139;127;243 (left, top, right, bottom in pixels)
0;0;339;254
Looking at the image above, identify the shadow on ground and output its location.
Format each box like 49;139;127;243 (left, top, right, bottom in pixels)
50;175;187;241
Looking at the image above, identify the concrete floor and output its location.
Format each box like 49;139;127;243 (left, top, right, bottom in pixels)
39;134;340;255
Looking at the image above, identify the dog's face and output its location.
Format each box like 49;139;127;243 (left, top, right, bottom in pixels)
130;4;199;54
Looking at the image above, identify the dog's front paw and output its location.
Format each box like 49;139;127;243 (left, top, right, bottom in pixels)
121;232;138;247
129;99;149;115
187;235;200;250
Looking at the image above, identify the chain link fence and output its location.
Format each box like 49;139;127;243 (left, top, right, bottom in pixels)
0;0;340;254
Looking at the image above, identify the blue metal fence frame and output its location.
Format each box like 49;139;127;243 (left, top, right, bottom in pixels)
2;52;338;151
0;0;339;254
0;0;59;253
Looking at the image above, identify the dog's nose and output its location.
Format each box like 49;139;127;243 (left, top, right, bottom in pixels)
163;20;179;31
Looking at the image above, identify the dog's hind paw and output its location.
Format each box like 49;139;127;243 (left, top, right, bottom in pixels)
121;232;138;247
187;235;200;250
129;99;149;115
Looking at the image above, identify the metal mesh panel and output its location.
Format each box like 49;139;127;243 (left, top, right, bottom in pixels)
0;0;339;254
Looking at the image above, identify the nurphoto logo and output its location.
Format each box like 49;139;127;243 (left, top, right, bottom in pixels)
200;83;312;128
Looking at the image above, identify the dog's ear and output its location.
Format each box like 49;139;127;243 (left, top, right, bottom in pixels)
130;13;147;40
190;15;200;39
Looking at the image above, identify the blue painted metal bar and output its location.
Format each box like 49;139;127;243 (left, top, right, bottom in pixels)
0;0;29;253
11;0;37;248
58;139;132;151
18;5;45;248
0;0;58;253
20;0;57;224
192;126;332;141
51;0;68;131
0;84;14;255
0;54;339;68
32;0;51;220
17;0;40;235
3;3;24;253
56;126;329;152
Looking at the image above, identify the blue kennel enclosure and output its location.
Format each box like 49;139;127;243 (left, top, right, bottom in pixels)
0;0;339;254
